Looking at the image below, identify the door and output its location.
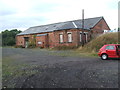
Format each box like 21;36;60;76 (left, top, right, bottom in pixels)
25;41;29;48
116;45;120;56
83;33;86;43
105;45;117;58
24;37;29;48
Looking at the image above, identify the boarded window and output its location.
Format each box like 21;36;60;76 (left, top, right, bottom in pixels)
68;33;72;42
80;33;82;42
59;34;63;43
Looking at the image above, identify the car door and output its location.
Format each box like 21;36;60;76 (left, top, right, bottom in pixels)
105;45;117;58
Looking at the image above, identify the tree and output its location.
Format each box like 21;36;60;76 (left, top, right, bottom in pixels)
1;29;22;46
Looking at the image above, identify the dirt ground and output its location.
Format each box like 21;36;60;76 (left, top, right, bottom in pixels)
2;47;120;88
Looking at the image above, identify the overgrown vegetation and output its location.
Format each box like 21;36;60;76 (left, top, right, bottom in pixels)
78;32;119;53
28;35;36;48
1;29;22;46
14;45;23;48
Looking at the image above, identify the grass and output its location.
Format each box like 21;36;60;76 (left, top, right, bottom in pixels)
2;56;39;88
48;49;98;58
52;46;78;50
78;32;119;53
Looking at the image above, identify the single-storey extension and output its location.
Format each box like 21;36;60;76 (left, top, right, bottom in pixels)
16;16;110;48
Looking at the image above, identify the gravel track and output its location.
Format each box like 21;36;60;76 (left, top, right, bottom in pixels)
2;47;119;88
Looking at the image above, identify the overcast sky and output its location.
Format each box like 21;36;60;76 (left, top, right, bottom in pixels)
0;0;119;31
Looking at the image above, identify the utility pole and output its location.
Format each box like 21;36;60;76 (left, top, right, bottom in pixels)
82;9;84;46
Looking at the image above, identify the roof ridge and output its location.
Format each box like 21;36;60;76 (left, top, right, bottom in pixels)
17;16;104;35
30;16;103;28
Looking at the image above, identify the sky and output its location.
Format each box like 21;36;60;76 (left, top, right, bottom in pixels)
0;0;119;31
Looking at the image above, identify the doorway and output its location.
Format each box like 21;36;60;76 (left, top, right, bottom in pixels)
24;37;29;48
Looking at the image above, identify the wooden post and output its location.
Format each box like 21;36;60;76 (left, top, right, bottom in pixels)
82;9;84;46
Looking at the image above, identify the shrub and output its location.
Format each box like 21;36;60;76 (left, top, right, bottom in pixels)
39;46;44;49
14;45;23;48
28;43;36;48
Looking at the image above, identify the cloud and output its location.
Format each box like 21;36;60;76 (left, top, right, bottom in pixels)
0;0;119;31
0;14;48;30
118;2;120;28
0;10;16;16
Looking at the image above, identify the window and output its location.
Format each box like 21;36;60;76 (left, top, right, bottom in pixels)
68;33;72;42
117;45;120;49
106;46;115;50
85;33;87;42
80;32;87;42
80;33;82;42
104;30;109;34
59;34;63;43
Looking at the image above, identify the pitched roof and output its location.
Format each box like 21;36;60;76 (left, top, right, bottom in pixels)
17;16;103;35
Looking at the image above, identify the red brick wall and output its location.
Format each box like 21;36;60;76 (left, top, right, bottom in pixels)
53;29;78;47
51;29;90;47
48;32;55;48
92;18;110;34
16;29;90;48
36;35;46;48
16;34;33;47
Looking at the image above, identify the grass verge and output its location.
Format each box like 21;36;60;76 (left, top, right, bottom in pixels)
48;49;98;58
78;32;119;53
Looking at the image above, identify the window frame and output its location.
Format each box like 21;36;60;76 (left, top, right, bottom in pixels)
59;34;64;43
67;32;72;43
80;33;82;42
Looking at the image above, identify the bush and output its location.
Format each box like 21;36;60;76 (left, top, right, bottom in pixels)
14;45;23;48
39;46;44;49
28;43;36;48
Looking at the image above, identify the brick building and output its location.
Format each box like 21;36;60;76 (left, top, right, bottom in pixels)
16;17;110;48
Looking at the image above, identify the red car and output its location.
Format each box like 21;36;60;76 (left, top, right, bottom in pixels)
98;44;120;60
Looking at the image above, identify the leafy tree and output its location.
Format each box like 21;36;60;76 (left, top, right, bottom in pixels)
1;29;22;46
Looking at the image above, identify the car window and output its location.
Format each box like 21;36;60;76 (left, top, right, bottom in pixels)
117;45;120;49
118;45;120;49
106;46;115;50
